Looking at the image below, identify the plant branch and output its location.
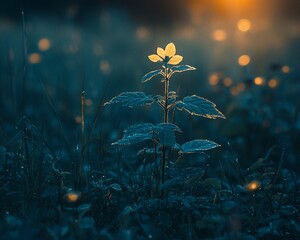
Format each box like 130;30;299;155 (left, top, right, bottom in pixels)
161;66;169;199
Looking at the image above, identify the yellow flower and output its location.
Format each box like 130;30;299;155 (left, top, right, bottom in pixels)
148;42;183;65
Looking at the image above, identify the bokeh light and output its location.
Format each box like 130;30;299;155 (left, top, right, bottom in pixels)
38;38;51;51
246;181;260;191
65;192;80;202
209;73;220;86
268;79;279;88
223;77;233;87
254;77;265;85
230;86;239;96
282;65;290;73
75;116;82;123
85;99;93;106
99;60;111;74
236;82;246;92
237;19;251;32
136;26;149;40
212;29;226;42
238;54;250;66
28;53;41;64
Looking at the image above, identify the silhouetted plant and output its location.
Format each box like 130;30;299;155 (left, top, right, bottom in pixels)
105;42;225;198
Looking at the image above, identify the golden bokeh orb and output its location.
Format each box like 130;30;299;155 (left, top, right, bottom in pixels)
38;38;51;51
247;181;260;191
237;19;251;32
254;77;264;85
28;53;41;64
238;54;250;66
212;29;226;41
268;79;279;88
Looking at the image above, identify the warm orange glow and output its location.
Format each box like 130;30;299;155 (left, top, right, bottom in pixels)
85;99;93;106
237;19;251;32
136;27;149;40
187;0;255;17
282;65;290;73
238;54;250;66
212;29;226;41
236;82;246;92
209;73;220;86
268;79;279;88
230;87;239;96
65;192;80;202
176;27;195;40
254;77;264;85
223;77;233;87
99;60;111;74
28;53;41;64
75;116;82;123
38;38;51;51
247;181;260;191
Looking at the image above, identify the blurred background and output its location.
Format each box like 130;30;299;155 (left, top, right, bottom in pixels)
0;0;300;170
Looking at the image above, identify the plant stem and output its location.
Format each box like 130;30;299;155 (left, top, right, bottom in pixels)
161;67;169;199
21;10;30;212
81;91;85;148
7;48;14;118
79;78;85;188
163;79;169;123
21;10;27;116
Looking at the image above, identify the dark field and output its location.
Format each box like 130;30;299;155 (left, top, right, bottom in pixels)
0;1;300;239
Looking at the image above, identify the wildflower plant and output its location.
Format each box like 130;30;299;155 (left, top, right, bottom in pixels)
105;42;225;197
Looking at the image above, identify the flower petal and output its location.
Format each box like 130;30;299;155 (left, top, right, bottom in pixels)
165;42;176;57
168;55;183;65
157;47;165;59
148;54;162;62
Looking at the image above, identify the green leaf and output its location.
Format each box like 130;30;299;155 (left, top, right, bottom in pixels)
124;123;154;137
155;123;181;132
170;65;196;75
104;92;155;108
176;95;225;119
142;69;163;83
181;196;196;209
161;176;182;190
110;183;122;191
154;123;181;147
180;139;220;154
113;123;155;146
112;133;153;146
78;204;91;212
136;147;161;156
202;178;222;190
